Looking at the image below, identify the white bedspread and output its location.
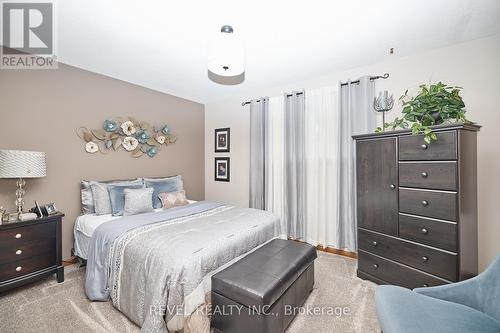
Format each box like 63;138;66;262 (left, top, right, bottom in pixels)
75;200;197;237
74;201;197;259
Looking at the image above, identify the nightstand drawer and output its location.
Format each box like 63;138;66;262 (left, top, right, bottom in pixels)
0;238;55;265
0;221;56;250
0;251;56;282
359;228;458;281
399;131;457;161
399;214;457;251
399;188;457;221
399;162;457;191
358;251;449;289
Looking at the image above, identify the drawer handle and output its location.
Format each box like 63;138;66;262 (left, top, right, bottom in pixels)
421;172;428;178
371;241;378;247
422;256;429;262
15;233;22;239
421;228;429;235
16;266;22;272
373;264;379;270
421;200;429;206
389;184;396;190
422;283;429;288
15;249;22;255
421;144;428;150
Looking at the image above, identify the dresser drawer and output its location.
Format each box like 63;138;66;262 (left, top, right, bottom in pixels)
399;214;457;251
0;251;56;282
358;228;458;280
0;221;56;250
0;238;55;265
358;251;450;289
399;188;457;221
399;162;457;191
399;131;457;161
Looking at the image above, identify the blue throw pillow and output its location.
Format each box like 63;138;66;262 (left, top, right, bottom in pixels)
145;178;181;209
107;184;144;216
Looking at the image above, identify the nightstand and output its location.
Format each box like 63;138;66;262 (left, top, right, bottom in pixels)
0;213;64;293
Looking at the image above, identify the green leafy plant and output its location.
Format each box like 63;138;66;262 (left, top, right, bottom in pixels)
376;82;470;143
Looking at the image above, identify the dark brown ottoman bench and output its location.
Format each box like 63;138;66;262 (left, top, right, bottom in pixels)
211;239;317;333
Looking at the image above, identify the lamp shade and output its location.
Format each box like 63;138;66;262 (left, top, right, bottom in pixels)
208;26;245;77
0;150;46;178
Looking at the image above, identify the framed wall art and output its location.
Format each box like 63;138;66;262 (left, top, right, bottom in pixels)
214;157;230;182
214;128;230;153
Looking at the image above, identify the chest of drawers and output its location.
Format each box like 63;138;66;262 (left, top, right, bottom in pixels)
0;213;64;293
353;123;479;288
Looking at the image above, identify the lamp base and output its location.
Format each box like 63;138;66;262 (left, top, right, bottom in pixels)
15;178;26;217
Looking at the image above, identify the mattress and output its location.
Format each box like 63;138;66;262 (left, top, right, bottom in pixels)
73;200;196;260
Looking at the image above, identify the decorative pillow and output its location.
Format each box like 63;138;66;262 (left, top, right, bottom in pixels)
144;175;183;209
123;187;154;216
90;179;143;215
158;190;189;209
107;184;144;216
80;180;95;215
143;175;183;190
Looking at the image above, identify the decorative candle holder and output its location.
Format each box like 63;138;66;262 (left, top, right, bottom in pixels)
373;90;395;131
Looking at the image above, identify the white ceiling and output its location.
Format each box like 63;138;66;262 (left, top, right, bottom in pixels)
57;0;500;104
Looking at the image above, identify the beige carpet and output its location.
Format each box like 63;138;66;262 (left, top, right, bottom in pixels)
0;252;380;333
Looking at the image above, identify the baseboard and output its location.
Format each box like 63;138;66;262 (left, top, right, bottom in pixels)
288;237;358;259
62;256;79;266
316;245;358;259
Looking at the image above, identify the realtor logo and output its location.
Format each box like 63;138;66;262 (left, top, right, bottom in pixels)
1;1;57;69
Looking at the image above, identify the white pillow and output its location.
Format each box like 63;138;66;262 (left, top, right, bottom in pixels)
123;187;154;216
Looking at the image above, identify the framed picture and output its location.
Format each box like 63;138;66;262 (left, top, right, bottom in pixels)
44;203;58;215
214;157;230;182
214;128;230;153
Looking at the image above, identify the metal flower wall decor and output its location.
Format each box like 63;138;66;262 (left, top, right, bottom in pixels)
76;117;177;158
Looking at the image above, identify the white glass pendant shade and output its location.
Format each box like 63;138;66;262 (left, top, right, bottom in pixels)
208;26;245;77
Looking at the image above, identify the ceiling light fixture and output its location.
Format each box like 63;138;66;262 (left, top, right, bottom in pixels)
208;25;245;77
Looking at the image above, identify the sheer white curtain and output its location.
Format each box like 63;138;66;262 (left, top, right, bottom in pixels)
266;95;286;232
304;86;339;247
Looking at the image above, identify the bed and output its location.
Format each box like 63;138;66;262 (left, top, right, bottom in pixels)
76;200;284;332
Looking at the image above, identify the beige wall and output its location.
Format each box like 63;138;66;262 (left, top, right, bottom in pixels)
205;34;500;271
0;63;205;259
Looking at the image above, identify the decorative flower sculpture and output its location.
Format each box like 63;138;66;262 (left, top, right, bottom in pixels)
85;141;99;153
147;147;157;158
121;121;136;136
103;120;118;132
135;129;150;144
122;136;139;151
155;135;166;144
77;117;177;158
161;125;170;135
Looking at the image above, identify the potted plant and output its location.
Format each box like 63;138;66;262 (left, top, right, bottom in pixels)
376;82;471;143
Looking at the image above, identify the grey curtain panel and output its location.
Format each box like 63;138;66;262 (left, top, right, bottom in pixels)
284;91;306;240
249;97;269;209
337;77;375;250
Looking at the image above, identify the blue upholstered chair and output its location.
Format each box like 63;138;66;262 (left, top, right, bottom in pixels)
375;255;500;333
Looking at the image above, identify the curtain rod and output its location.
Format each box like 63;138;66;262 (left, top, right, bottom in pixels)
241;92;303;106
340;72;390;87
241;73;389;106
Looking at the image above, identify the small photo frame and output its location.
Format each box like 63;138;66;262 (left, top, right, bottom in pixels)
35;200;43;217
44;203;58;215
215;128;230;153
214;157;230;182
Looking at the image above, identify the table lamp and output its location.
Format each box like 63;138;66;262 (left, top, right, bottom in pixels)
0;150;46;220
